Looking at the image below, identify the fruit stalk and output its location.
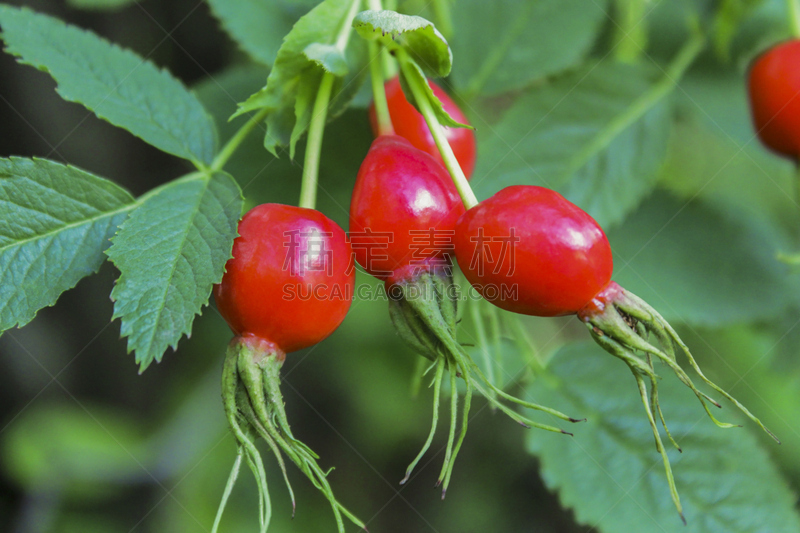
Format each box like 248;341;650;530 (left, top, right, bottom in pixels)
298;72;335;210
431;0;454;41
396;48;478;209
210;107;270;172
790;0;800;36
612;0;648;63
368;40;394;136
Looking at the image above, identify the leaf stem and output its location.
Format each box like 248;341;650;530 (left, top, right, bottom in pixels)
612;0;648;63
789;0;800;37
336;0;363;50
210;108;270;172
397;49;478;209
563;27;704;180
431;0;454;41
298;72;335;210
369;40;395;136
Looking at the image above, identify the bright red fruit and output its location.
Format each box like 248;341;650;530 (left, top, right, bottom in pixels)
349;135;465;281
214;203;354;354
455;185;777;521
454;185;613;317
748;39;800;159
369;76;476;179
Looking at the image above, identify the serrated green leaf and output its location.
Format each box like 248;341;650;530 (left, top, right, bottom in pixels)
66;0;137;11
526;341;800;533
205;0;317;66
236;0;367;157
451;0;608;96
106;171;242;371
472;61;672;228
0;157;134;333
353;10;451;77
304;43;349;76
0;6;218;165
608;192;797;327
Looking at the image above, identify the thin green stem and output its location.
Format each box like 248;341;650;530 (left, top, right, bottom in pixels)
369;40;394;136
397;49;478;209
298;72;335;209
210;108;270;172
336;0;362;50
613;0;648;63
431;0;453;41
562;29;704;182
366;0;398;78
789;0;800;37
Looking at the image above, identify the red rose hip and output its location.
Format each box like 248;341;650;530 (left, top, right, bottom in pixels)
369;76;476;179
214;203;354;353
748;39;800;159
454;185;613;317
212;203;364;533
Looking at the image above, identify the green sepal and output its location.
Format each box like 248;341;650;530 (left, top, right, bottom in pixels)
578;281;779;520
387;265;459;361
217;335;366;533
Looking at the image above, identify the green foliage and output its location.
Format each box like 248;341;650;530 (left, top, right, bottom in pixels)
608;192;797;327
2;402;147;494
472;61;673;228
206;0;317;66
66;0;137;10
712;0;768;59
106;171;242;371
1;1;799;531
236;0;367;157
526;341;800;533
450;0;608;96
353;10;452;77
0;157;134;333
0;5;218;165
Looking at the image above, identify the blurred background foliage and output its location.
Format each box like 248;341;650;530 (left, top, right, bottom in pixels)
1;0;799;531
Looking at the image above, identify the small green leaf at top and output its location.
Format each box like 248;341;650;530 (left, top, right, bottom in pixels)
353;10;452;78
0;157;134;334
106;171;243;372
525;341;800;533
236;0;367;157
0;5;218;165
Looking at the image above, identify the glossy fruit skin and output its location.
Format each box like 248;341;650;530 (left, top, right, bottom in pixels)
748;39;800;159
369;76;477;179
454;186;613;317
349;135;465;281
214;204;355;354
